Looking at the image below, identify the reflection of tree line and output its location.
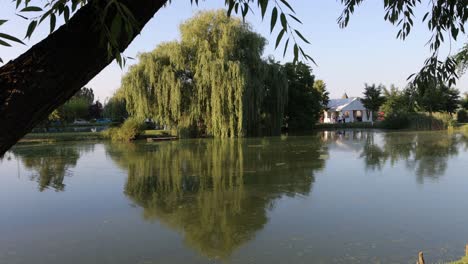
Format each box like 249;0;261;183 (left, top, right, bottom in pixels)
335;131;461;183
322;130;465;182
10;144;94;191
106;137;327;259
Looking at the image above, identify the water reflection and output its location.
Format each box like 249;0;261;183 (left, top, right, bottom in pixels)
323;130;463;183
9;144;94;191
105;137;327;259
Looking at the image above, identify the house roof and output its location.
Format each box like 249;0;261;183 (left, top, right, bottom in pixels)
327;97;367;111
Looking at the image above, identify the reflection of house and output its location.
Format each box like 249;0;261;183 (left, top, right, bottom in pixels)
323;97;372;123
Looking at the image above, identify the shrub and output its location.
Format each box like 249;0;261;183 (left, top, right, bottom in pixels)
381;113;409;129
457;109;468;123
102;118;145;141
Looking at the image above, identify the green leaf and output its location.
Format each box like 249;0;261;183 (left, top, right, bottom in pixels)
280;0;295;14
280;13;287;31
110;15;122;39
283;38;289;57
259;0;268;19
294;30;310;44
25;20;37;39
0;57;3;63
39;9;52;24
0;20;7;26
288;14;302;24
20;6;42;12
0;39;11;46
270;7;277;33
241;3;248;18
50;13;56;33
16;14;28;20
275;29;285;49
16;0;22;9
451;26;459;40
64;6;70;22
0;33;25;45
293;43;299;62
227;0;234;16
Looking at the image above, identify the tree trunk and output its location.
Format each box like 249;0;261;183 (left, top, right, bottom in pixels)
0;0;169;155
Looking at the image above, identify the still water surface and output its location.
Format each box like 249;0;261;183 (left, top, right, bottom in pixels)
1;130;468;263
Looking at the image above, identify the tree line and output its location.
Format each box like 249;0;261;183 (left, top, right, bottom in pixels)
361;82;468;127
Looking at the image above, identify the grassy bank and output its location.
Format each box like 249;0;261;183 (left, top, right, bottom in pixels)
19;129;174;145
19;132;105;144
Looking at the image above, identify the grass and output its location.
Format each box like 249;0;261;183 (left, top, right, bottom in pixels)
450;256;468;264
19;132;105;144
19;129;174;145
313;122;383;130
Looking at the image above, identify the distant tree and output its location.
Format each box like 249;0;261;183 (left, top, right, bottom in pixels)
313;80;330;111
461;93;468;110
75;87;95;105
60;97;89;122
381;85;412;117
440;86;460;114
414;80;460;114
103;93;128;121
284;62;323;130
89;100;103;119
361;84;386;121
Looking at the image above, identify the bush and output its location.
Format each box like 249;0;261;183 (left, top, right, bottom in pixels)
457;109;468;123
381;112;454;130
102;118;145;141
381;113;409;129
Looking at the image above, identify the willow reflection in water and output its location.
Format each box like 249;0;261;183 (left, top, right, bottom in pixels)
105;137;327;259
8;143;94;191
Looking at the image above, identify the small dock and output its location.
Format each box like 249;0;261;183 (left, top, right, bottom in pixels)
146;137;178;142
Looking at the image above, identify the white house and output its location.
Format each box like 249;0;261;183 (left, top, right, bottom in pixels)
322;97;372;123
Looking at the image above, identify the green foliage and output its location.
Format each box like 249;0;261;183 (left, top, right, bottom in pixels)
361;84;385;118
60;97;90;122
313;79;330;110
103;93;128;121
384;112;454;130
461;93;468;110
457;109;468;123
283;62;323;130
103;117;145;141
121;11;288;137
411;80;460;114
380;85;414;117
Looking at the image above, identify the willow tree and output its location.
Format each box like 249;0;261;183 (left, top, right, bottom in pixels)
121;11;287;137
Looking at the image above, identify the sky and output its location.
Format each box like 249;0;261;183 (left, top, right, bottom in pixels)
0;0;467;102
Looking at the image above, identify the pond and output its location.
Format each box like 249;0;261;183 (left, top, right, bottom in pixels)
1;130;468;263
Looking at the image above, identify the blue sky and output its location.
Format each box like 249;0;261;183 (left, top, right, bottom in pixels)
0;0;467;101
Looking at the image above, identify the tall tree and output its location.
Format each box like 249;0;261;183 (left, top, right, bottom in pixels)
380;85;414;118
361;84;385;121
414;80;460;114
121;11;288;137
284;62;323;130
313;79;330;111
103;92;128;121
0;0;467;154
